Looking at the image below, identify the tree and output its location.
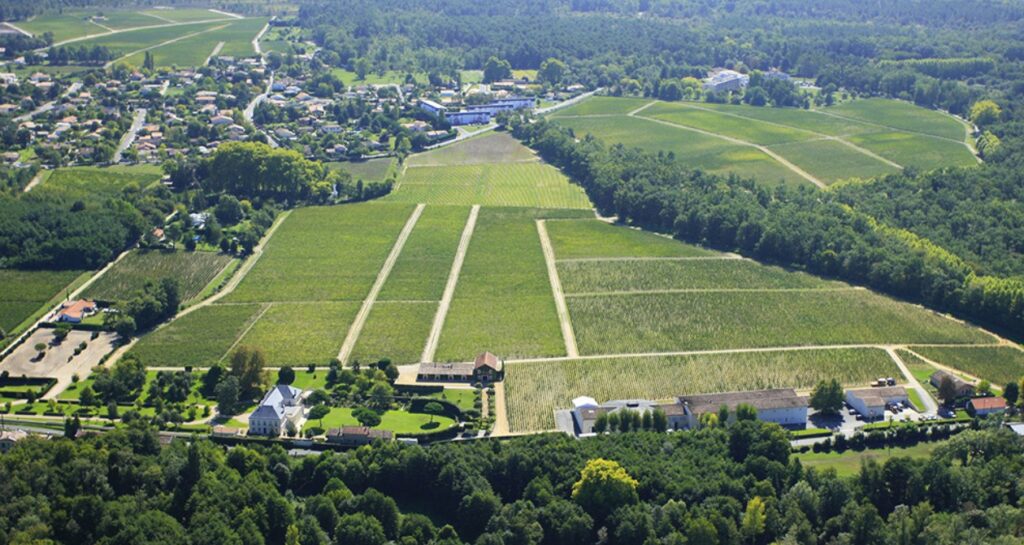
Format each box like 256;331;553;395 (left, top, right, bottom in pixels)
229;346;267;400
334;513;386;545
278;366;295;385
367;382;393;410
80;385;97;407
53;323;72;343
353;407;381;427
736;403;758;421
651;408;667;432
1003;381;1019;407
969;99;1001;127
216;376;240;415
571;458;639;521
483;56;512;83
143;50;154;71
64;415;80;438
938;376;958;407
741;496;766;543
308;404;331;427
422;401;444;424
810;379;844;415
977;380;991;396
538;58;566;85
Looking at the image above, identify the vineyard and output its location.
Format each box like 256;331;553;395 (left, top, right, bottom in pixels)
503;348;901;432
910;345;1024;386
389;162;591;209
129;303;263;367
83;250;231;302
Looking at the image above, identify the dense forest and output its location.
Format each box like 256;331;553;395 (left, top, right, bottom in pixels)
0;422;1022;545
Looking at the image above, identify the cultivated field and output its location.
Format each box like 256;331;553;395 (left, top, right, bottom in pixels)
504;348;901;432
327;158;396;183
350;301;438;364
140;8;231;23
129;303;263;367
548;96;977;186
74;21;227;56
121;18;265;67
377;205;470;301
435;208;577;361
910;345;1024;386
36;166;162;199
407;132;538;166
391;163;591;209
236;301;360;364
545;220;715;259
83;250;231;302
0;269;85;333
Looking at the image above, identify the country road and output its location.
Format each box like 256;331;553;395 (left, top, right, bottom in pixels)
112;108;146;163
537;220;579;357
14;82;82;122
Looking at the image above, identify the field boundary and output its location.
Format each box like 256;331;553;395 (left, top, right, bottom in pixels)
537;220;579;357
421;205;480;363
556;255;742;263
338;203;426;363
565;287;866;297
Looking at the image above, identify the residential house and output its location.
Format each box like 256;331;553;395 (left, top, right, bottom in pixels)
929;370;974;398
54;300;97;323
571;397;687;435
418;352;504;383
968;397;1007;417
845;386;908;419
419;99;447;116
248;385;304;436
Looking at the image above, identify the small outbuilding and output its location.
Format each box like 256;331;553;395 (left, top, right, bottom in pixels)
968;397;1007;417
845;386;908;420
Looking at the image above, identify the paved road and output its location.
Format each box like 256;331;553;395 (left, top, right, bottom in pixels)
112;108;146;163
337;204;425;363
537;220;578;357
421;205;479;363
14;82;82;122
886;347;938;416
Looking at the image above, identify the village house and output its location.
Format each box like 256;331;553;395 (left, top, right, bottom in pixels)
417;352;504;383
929;370;974;398
54;299;97;323
968;397;1007;417
248;385;304;436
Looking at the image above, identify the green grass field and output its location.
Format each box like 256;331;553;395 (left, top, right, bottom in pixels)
83;250;231;302
909;346;1024;386
504;348;899;432
766;139;900;183
0;269;86;333
407;132;538;167
327;158;396;183
139;8;229;23
827;98;967;141
129;303;263;367
558;258;842;293
794;441;940;477
547;220;715;259
303;406;456;435
568;289;992;355
436;208;566;361
330;69;428;86
391;162;591;209
548;96;654;117
350;301;438;364
227;203;414;303
75;21;226;57
643;102;817;146
846;131;976;169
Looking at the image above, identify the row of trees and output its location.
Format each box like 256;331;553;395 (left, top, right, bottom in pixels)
2;417;1024;544
510;117;1024;337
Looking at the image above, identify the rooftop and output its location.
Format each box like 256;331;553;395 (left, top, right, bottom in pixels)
680;388;807;414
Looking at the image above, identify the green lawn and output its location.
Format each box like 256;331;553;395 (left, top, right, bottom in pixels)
303;407;456;435
427;388;477;412
794;442;940;477
330;68;427;86
83;250;231;303
505;347;898;432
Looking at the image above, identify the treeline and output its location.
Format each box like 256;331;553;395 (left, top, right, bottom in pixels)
2;421;1024;544
163;142;392;205
511;118;1023;337
47;44;114;65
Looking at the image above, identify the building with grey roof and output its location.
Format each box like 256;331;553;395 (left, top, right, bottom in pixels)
248;385;304;436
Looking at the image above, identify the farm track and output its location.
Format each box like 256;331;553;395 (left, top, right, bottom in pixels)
217;303;271;363
564;287;866;297
634;113;828;188
677;102;904;170
491;382;510;436
421;205;480;363
555;255;742;263
537;220;579;357
104;23;230;68
204;41;226;65
337;204;426;364
886;347;938;415
43;17;242;49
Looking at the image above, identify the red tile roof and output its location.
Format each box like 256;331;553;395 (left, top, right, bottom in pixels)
58;299;95;320
474;351;500;370
970;397;1007;410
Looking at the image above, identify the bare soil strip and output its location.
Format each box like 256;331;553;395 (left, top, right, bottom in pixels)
421;205;480;363
204;41;226;65
338;204;425;363
537;220;579;357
